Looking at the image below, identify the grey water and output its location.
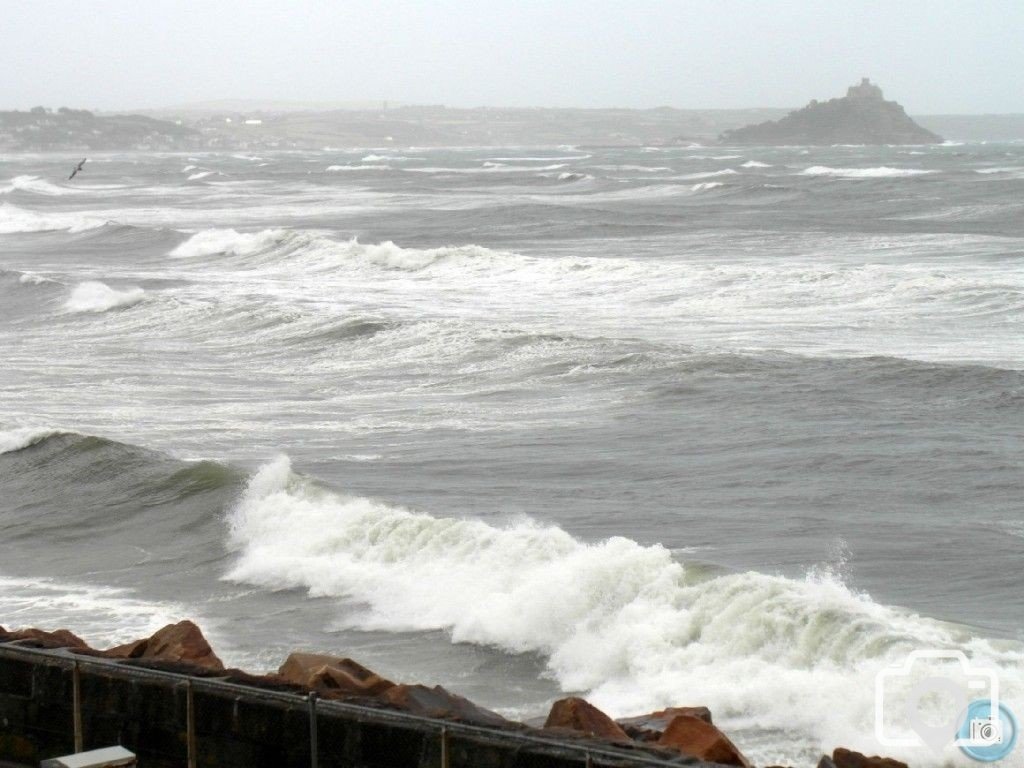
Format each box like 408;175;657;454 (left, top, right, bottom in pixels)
1;144;1023;766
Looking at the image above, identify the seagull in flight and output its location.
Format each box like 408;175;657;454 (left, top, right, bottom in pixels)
68;158;87;180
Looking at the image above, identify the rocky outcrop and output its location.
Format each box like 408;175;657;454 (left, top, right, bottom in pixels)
616;706;713;741
278;652;395;697
103;620;224;671
382;684;511;727
828;747;908;768
656;714;751;767
0;620;915;768
721;79;941;145
543;697;631;742
0;625;87;649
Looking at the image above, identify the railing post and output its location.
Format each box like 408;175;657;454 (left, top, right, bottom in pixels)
308;692;319;768
72;660;83;753
440;726;450;768
186;679;197;768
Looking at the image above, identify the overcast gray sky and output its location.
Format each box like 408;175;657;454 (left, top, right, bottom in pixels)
4;1;1021;113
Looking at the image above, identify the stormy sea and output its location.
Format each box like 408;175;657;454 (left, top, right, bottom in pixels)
1;143;1022;767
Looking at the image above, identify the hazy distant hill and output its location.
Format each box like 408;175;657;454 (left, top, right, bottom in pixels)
6;101;1024;151
721;80;942;145
159;105;793;149
0;107;198;151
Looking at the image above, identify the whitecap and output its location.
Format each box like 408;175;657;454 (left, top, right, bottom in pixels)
801;166;937;178
64;281;145;313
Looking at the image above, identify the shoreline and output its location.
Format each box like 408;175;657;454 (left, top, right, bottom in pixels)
0;620;907;768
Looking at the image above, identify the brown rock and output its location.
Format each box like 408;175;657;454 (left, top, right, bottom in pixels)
0;626;88;649
832;748;907;768
543;697;631;743
278;652;394;697
382;684;509;728
817;757;838;768
656;714;751;768
617;706;713;742
104;620;223;670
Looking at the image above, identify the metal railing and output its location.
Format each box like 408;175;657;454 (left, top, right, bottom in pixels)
0;642;700;768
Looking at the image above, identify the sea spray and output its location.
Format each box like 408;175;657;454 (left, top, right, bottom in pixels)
65;281;145;313
225;457;1024;766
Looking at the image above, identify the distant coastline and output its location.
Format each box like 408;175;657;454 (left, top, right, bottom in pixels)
4;104;1024;151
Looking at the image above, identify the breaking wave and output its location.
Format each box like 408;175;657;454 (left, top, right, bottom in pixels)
226;457;1024;765
0;426;69;455
326;164;392;171
682;169;739;180
0;175;75;196
0;203;107;234
169;227;296;258
65;281;145;313
801;166;938;178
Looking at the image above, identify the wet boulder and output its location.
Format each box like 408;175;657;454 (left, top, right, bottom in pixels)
830;747;908;768
382;684;510;727
543;697;631;743
278;652;395;697
656;714;751;767
616;706;714;742
104;620;224;671
0;625;89;650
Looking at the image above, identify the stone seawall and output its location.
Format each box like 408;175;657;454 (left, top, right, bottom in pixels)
0;644;703;768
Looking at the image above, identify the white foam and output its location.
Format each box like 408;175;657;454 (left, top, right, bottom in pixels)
0;426;66;455
169;228;295;258
0;573;214;653
225;458;1024;766
362;154;420;162
692;182;724;191
0;203;106;234
407;164;568;174
18;271;52;285
0;175;73;196
682;169;739;180
741;160;772;168
187;171;219;181
65;281;145;313
801;166;937;178
326;164;391;171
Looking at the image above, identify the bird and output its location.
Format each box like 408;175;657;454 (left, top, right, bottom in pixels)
68;158;87;180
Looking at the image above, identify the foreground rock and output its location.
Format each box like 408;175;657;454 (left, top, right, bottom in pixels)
278;652;395;697
382;684;511;727
544;697;631;742
657;714;751;767
821;747;908;768
104;620;224;670
721;79;941;145
0;625;87;649
617;706;713;741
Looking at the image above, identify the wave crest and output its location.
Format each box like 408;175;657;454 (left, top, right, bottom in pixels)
801;166;937;178
0;203;107;234
225;458;1024;761
65;281;145;313
0;427;68;455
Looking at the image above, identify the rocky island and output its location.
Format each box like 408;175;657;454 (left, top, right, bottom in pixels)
720;79;942;145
